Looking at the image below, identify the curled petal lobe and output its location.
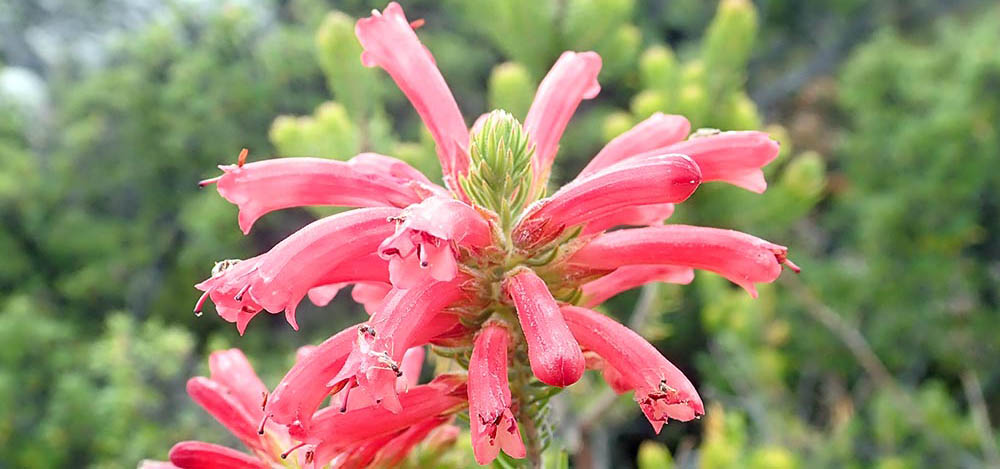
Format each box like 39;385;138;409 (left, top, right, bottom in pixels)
524;51;602;193
562;305;704;433
356;3;470;188
306;283;344;307
168;441;268;469
351;282;392;314
200;154;432;234
658;131;779;193
569;225;797;297
503;269;584;387
379;196;490;288
581;265;695;307
515;154;701;249
469;323;526;464
579;113;691;178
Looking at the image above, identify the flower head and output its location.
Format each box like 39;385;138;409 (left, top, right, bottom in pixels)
175;2;799;465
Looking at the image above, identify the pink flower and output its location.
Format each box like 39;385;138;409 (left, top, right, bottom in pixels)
170;350;309;468
567;225;800;297
578;113;691;178
330;279;468;413
514;153;701;248
293;375;468;466
580;265;695;307
503;269;585;387
468;323;526;464
579;129;779;193
168;441;269;469
581;203;676;235
524;51;602;195
199;153;439;234
356;2;470;189
194;207;398;332
177;3;800;464
378;196;491;288
562;305;705;432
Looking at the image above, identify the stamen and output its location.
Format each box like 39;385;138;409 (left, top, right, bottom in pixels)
257;414;269;435
409;18;425;29
237;148;248;167
281;441;307;459
260;391;268;411
193;291;210;316
198;176;221;187
339;378;356;413
234;284;251;301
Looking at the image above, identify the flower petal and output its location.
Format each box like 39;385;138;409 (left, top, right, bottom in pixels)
168;441;268;469
207;349;268;420
202;155;432;234
568;225;797;297
562;305;704;433
581;203;675;235
185;378;267;455
657;131;779;193
578;113;691;178
469;323;526;464
503;269;584;387
581;265;695;307
524;51;602;193
356;3;469;188
514;154;701;249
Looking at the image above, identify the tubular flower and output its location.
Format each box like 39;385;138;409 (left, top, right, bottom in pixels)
169;351;307;469
468;323;526;464
199;153;437;234
504;269;585;387
378;196;491;289
174;2;798;466
562;305;705;432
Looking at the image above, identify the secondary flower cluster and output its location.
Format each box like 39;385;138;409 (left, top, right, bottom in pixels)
149;3;797;468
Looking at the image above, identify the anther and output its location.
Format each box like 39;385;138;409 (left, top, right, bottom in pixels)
234;284;250;301
193;291;210;316
409;18;425;29
260;391;268;411
257;414;269;435
237;148;249;167
281;441;307;459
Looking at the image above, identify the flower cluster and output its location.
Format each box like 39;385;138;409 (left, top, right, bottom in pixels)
152;3;797;467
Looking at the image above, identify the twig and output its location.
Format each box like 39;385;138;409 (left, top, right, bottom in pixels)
781;275;893;388
961;370;1000;468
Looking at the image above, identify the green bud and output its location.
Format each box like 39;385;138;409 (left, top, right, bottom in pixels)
779;151;826;200
602;111;635;143
749;447;799;469
269;101;359;158
564;0;635;50
725;92;762;129
637;441;674;469
631;90;669;120
488;62;537;120
702;0;758;98
315;12;380;118
639;45;678;92
460;110;535;227
677;84;708;124
596;24;642;79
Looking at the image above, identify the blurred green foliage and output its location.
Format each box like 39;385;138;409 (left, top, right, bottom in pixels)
1;0;999;468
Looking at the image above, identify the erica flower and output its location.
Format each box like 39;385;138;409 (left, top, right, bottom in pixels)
175;2;798;466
